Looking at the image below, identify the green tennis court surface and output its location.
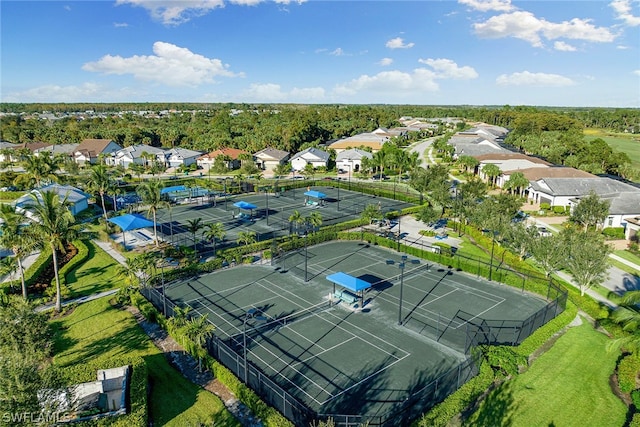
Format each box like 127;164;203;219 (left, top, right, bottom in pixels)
163;241;551;421
154;185;415;253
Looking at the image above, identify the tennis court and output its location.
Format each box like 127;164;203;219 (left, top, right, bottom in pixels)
154;185;415;253
162;241;552;422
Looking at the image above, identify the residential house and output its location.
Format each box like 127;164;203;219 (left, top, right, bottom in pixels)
107;145;167;169
34;143;79;159
290;147;330;171
164;147;204;168
335;148;373;174
328;133;389;154
474;153;552;187
625;216;640;243
15;184;91;216
527;176;640;230
254;147;290;172
0;140;21;163
197;147;248;171
74;139;122;165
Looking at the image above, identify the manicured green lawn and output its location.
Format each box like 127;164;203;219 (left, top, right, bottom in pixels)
51;298;239;427
465;320;627;427
584;129;640;169
64;240;124;298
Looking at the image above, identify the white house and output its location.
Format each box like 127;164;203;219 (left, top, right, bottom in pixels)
164;147;203;168
474;153;552;187
328;133;389;154
335;148;373;174
14;184;91;216
290;147;330;171
107;145;167;169
74;139;122;165
254;147;290;172
197;147;248;171
34;143;79;159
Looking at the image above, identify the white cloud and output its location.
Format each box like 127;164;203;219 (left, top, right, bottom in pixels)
633;69;640;76
330;48;346;56
418;58;479;79
458;0;514;12
496;71;576;86
385;37;415;49
333;69;439;97
473;11;616;47
230;0;263;5
113;22;129;28
116;0;225;25
554;41;576;51
82;42;241;87
2;83;143;103
240;83;324;102
611;0;640;26
379;58;393;66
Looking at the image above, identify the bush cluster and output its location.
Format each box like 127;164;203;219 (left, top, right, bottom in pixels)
618;354;640;393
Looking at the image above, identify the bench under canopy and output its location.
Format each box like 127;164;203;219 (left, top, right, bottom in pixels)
326;272;371;307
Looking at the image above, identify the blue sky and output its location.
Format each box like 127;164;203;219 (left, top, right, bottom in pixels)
1;0;639;107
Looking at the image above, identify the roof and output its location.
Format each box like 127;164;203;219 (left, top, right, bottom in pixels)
473;153;551;165
198;147;248;160
520;167;595;181
290;147;330;162
0;141;20;149
336;148;373;161
15;184;90;207
18;142;50;153
34;144;79;156
529;176;635;197
76;139;119;158
326;272;371;292
254;147;289;161
116;144;166;158
329;133;389;150
166;147;203;159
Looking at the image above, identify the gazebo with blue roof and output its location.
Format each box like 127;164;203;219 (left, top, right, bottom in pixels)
326;272;371;308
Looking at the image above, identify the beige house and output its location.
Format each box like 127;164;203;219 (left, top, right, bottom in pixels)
328;133;389;154
197;147;248;171
254;147;290;172
74;139;122;165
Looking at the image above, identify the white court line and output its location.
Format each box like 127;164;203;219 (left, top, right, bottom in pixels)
290;336;358;367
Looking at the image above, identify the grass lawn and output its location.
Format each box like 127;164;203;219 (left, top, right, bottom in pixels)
465;320;627;427
51;297;239;427
584;128;640;170
64;240;124;298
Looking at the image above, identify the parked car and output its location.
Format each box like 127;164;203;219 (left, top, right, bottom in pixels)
371;173;388;181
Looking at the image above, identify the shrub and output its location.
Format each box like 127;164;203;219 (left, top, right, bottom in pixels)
58;239;90;288
632;390;640;409
552;205;566;214
631;413;640;427
540;203;551;211
618;354;640;393
482;345;527;377
602;227;625;240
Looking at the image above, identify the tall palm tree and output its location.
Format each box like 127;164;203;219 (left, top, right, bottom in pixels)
185;218;204;254
28;190;79;312
136;181;169;247
185;315;215;372
288;210;304;234
203;222;225;258
307;211;323;232
0;204;41;299
87;164;113;228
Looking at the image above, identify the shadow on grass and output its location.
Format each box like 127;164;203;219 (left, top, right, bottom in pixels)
65;241;120;297
462;380;517;427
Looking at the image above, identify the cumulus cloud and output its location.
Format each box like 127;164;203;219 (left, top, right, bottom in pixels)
240;83;324;102
634;69;640;76
554;41;576;51
330;48;346;56
496;71;575;86
611;0;640;26
385;37;415;49
82;42;241;87
2;83;143;103
458;0;514;12
418;58;479;79
379;58;393;66
116;0;225;25
333;69;439;97
473;11;616;47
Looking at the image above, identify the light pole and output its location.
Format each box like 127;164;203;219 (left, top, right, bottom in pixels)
265;186;269;225
157;259;167;316
488;230;497;281
387;255;420;325
243;308;267;383
304;230;309;282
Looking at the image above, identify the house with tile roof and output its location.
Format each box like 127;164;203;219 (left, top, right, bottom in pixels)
197;147;248;171
74;139;122;165
474;153;552;187
328;133;389;154
34;143;79;159
107;145;167;169
15;184;91;216
290;147;330;171
254;147;290;172
335;148;373;174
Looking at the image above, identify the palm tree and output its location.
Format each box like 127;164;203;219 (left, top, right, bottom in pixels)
0;204;41;299
185;315;215;372
203;222;225;258
361;203;383;225
116;257;144;289
482;164;502;187
136;181;169;247
609;291;640;354
185;218;204;254
87;164;113;228
307;211;323;232
288;210;304;234
238;230;256;247
28;190;79;312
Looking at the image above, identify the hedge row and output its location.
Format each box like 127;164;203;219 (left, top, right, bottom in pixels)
59;356;147;427
129;291;292;427
58;239;90;288
618;354;640;393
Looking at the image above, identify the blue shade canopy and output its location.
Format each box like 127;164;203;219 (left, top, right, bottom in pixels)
161;185;186;194
326;272;371;292
304;190;326;199
233;201;258;210
108;213;154;231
